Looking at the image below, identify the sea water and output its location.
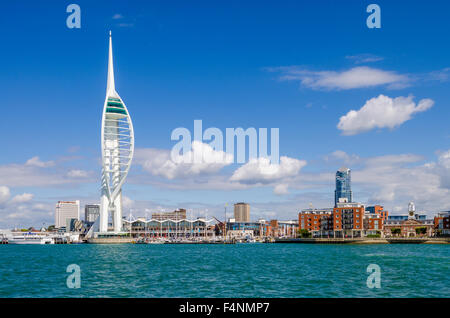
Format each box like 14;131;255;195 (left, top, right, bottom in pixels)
0;244;448;297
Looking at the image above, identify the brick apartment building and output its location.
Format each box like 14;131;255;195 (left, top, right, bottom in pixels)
298;208;333;237
364;205;389;236
333;200;365;238
434;211;450;235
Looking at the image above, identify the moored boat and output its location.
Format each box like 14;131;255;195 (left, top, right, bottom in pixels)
8;233;54;244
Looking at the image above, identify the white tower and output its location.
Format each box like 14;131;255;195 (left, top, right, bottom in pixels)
99;31;134;233
408;201;415;219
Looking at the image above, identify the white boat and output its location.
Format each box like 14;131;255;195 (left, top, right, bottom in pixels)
8;234;54;244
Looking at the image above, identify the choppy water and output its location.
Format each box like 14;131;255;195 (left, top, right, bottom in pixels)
0;244;448;297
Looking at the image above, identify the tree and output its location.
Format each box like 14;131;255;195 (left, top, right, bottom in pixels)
298;229;311;238
415;227;427;236
391;228;401;236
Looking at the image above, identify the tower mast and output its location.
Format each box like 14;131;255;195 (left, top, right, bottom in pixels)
99;31;135;233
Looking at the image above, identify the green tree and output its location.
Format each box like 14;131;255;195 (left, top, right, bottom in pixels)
415;227;427;235
297;229;312;238
390;228;401;236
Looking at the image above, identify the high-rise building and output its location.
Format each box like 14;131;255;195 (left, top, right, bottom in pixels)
55;201;80;228
234;203;250;222
85;204;100;223
334;167;352;207
99;32;134;233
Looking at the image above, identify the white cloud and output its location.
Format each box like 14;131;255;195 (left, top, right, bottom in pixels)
426;67;450;82
10;193;34;204
112;13;124;19
337;95;434;135
273;184;289;195
230;156;306;184
0;156;95;188
267;66;410;90
135;141;233;180
324;150;361;165
325;150;450;216
67;169;90;178
0;186;11;204
25;156;54;168
118;23;134;28
122;196;135;210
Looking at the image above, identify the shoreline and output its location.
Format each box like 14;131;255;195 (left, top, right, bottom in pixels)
274;238;450;244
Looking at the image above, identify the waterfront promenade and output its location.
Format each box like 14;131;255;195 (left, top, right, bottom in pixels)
274;237;450;244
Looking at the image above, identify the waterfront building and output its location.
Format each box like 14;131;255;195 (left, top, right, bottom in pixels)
55;201;80;229
66;218;84;233
363;213;384;236
122;216;216;239
433;211;450;235
298;208;333;237
334;167;352;207
333;201;364;238
152;209;187;221
383;203;434;237
269;220;298;238
363;205;389;236
85;204;100;224
387;214;427;221
365;205;389;221
99;32;134;233
384;218;434;237
234;202;250;222
226;219;269;238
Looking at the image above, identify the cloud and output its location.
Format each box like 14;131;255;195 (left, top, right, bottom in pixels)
67;146;80;154
430;150;450;190
230;156;306;184
0;186;51;228
135;141;233;180
273;184;289;195
337;95;434;135
0;186;11;204
324;150;361;165
0;157;95;188
122;196;135;210
426;67;450;82
67;169;90;178
10;193;34;204
346;54;384;64
25;156;55;168
354;154;447;209
118;23;134;28
320;150;450;216
266;66;410;90
112;13;124;19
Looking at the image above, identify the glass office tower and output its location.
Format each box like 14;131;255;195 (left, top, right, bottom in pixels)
334;167;352;207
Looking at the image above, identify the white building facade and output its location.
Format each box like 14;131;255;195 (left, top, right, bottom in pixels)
55;200;80;228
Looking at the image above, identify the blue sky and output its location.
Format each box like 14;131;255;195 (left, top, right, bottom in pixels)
1;0;450;227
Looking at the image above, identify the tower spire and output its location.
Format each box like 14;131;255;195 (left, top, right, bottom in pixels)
107;30;115;94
